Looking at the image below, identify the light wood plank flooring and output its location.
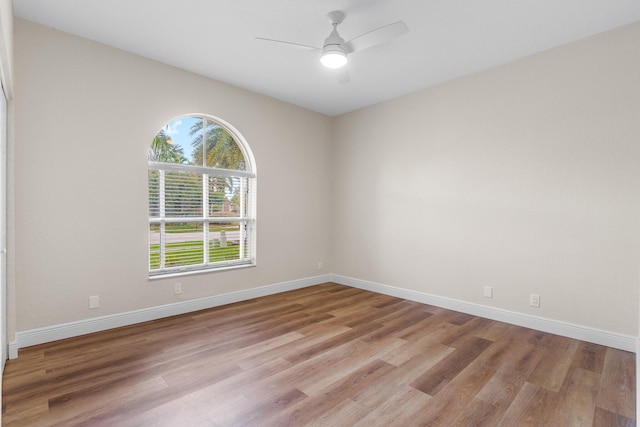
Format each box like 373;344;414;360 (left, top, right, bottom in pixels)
2;283;636;426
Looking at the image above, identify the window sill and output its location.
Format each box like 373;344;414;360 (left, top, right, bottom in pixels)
148;262;256;281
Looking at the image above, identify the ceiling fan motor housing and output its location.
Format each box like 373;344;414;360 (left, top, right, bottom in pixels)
321;17;348;68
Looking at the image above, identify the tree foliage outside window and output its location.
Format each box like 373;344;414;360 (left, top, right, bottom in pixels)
149;129;188;164
148;115;256;277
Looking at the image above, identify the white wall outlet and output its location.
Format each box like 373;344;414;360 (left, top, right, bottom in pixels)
483;286;493;298
89;295;100;309
175;283;182;295
317;261;323;270
530;293;540;308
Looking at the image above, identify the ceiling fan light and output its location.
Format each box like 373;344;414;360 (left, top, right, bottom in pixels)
321;48;347;69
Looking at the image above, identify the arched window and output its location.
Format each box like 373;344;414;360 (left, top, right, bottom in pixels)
148;115;256;277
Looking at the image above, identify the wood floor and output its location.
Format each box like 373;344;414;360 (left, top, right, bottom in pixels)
2;283;636;426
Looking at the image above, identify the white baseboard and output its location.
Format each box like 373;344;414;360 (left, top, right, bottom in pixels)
10;273;637;359
8;341;16;359
329;274;637;353
10;274;332;359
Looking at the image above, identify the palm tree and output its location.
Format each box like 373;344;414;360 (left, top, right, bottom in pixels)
189;120;245;170
190;119;246;217
149;129;188;164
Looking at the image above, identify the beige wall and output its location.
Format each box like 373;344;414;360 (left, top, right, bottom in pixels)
12;17;640;338
13;19;332;331
333;22;640;336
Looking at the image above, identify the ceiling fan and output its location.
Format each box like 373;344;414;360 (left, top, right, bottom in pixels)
256;11;409;84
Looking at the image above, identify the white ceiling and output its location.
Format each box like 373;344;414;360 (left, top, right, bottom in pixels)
13;0;640;116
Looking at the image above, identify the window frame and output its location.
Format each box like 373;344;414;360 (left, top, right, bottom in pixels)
148;114;256;279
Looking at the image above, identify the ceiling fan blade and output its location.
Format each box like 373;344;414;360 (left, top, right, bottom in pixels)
336;68;351;85
345;21;408;53
255;37;320;51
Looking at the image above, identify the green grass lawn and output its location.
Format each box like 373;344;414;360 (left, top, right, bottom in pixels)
149;240;240;270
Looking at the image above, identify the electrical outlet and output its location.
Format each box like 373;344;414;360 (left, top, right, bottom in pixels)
89;295;100;309
483;286;493;298
530;294;540;308
175;283;182;295
317;261;323;270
